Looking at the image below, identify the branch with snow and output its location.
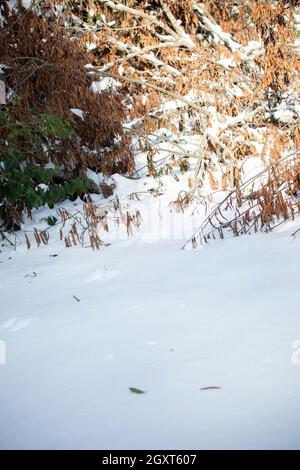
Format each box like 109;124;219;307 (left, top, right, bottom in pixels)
98;0;198;50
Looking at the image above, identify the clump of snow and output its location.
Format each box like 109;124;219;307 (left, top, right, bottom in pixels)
242;40;263;58
70;108;85;121
37;183;49;191
86;42;97;52
217;57;237;69
91;78;121;93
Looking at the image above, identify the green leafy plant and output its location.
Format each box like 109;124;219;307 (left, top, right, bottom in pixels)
0;105;92;230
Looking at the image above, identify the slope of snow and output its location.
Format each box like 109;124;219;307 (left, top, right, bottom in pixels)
1;222;300;449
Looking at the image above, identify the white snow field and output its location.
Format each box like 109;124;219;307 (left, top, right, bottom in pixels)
1;223;300;449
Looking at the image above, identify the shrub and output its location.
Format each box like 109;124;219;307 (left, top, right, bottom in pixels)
0;3;135;230
0;103;91;229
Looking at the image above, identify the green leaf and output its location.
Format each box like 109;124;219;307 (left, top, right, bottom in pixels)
26;188;43;209
129;387;146;394
45;216;58;226
64;180;78;196
0;110;7;126
64;178;91;196
40;113;74;139
47;186;66;205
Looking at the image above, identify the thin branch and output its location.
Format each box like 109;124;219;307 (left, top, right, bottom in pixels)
87;68;209;116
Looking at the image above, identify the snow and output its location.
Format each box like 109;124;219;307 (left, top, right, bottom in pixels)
86;42;97;52
91;78;121;93
37;183;49;191
70;108;85;121
217;57;237;69
0;0;32;23
242;40;263;58
1;218;300;449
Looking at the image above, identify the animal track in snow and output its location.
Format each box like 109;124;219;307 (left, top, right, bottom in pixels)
0;317;31;333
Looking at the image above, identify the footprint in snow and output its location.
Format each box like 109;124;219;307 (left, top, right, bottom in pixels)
0;317;31;333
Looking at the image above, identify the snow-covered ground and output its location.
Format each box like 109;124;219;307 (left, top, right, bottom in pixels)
1;220;300;449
